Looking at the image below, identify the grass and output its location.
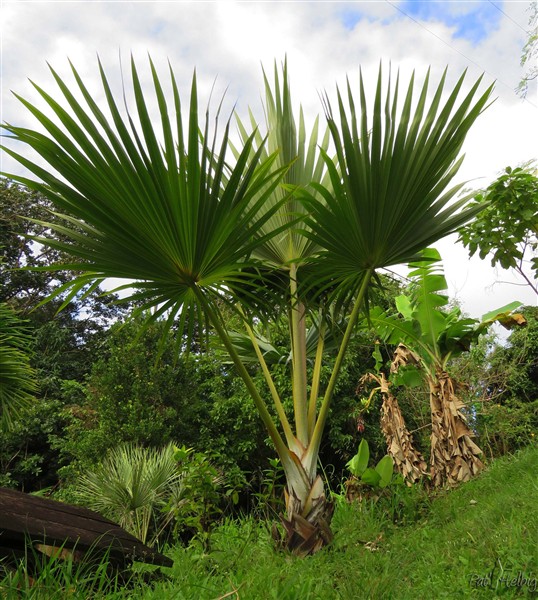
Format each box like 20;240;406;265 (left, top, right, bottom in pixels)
0;544;122;599
2;444;537;599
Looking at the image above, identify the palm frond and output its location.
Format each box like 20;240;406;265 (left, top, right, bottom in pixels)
1;57;288;343
301;65;494;301
0;303;37;430
74;443;181;544
234;58;331;268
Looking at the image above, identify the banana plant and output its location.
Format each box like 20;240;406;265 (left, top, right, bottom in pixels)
356;366;428;486
370;248;526;485
342;439;397;504
2;56;493;553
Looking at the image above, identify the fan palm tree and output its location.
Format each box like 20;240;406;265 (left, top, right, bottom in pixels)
1;57;493;553
74;442;182;545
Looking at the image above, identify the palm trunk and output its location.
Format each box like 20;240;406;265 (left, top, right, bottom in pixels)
271;270;373;555
429;371;484;486
276;471;334;556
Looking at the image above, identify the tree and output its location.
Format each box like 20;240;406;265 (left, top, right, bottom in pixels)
58;317;271;481
458;164;538;294
0;179;129;394
0;180;131;490
474;305;538;455
1;178;69;310
1;57;493;553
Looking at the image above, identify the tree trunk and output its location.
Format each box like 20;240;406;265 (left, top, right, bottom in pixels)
429;371;484;486
272;471;334;556
385;347;429;484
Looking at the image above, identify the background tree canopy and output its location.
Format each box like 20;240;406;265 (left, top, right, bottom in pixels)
458;164;538;294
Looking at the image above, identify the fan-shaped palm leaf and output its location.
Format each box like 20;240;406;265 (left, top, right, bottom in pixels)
301;65;493;471
234;58;331;268
2;57;288;338
74;442;181;544
303;66;494;299
2;55;299;475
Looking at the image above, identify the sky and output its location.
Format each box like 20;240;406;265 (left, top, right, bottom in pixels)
1;0;537;326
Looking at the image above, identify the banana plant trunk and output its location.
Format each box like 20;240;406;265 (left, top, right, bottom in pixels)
428;371;484;486
360;371;428;485
378;376;429;485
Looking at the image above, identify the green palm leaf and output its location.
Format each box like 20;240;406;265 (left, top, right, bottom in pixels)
235;58;331;268
0;303;37;430
1;57;288;340
74;442;181;544
302;65;494;300
220;315;342;366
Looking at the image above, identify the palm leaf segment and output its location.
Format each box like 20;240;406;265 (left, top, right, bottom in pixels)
1;57;288;337
305;66;494;299
235;58;331;268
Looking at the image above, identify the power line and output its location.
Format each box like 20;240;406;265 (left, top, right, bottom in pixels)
384;0;537;109
487;0;530;34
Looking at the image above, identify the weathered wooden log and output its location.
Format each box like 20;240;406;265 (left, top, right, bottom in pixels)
0;487;173;568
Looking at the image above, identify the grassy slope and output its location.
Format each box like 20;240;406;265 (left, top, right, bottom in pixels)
142;444;538;600
2;445;537;599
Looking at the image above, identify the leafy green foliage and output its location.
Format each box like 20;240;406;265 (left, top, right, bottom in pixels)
458;164;538;293
234;57;331;269
72;441;231;549
346;439;394;489
0;178;127;327
0;541;122;598
0;180;130;490
64;320;195;456
74;442;182;545
55;318;271;484
166;446;230;549
0;396;71;490
371;249;524;374
1;178;68;308
2;59;287;346
0;303;37;431
302;67;493;302
250;457;286;519
0;179;129;405
472;306;538;456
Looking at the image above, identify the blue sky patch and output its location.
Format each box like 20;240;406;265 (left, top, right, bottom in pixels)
340;8;362;30
399;1;502;44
